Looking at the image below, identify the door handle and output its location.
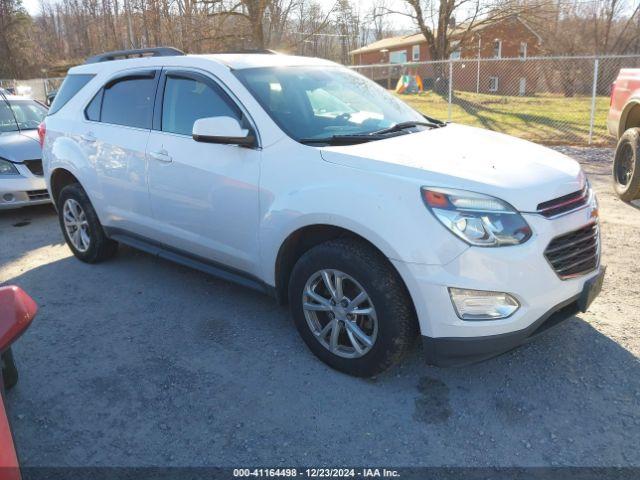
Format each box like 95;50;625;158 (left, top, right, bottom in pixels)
80;132;96;143
149;150;173;163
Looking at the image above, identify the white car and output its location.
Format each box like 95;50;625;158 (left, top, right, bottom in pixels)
41;48;605;376
1;94;50;209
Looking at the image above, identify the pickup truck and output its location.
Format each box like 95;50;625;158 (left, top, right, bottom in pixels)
608;68;640;201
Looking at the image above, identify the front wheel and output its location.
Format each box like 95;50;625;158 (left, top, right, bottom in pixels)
613;128;640;202
288;238;418;377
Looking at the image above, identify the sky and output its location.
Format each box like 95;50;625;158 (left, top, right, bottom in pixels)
23;0;40;14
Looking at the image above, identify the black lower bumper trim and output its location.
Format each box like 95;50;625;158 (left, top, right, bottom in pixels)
423;295;582;367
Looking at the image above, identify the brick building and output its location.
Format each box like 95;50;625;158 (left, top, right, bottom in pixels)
350;16;543;95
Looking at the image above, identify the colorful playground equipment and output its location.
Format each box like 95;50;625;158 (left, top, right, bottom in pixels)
395;74;424;94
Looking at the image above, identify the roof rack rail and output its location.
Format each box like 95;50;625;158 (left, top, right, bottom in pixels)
85;47;185;64
218;49;279;55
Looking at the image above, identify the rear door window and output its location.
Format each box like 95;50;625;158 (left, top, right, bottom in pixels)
100;73;158;129
48;74;94;115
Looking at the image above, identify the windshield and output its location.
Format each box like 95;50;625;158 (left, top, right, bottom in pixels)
234;66;428;142
0;99;48;132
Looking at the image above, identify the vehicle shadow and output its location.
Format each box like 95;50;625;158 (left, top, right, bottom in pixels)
0;203;56;226
0;204;60;265
3;245;639;467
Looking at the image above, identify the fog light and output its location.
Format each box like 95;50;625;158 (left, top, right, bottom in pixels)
448;288;519;320
3;193;15;202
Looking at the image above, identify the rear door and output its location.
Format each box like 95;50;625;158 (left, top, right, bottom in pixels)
145;68;261;275
82;70;159;235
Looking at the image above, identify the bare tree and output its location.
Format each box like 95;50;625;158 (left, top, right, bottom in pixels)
363;0;392;42
197;0;271;48
525;0;640;56
4;0;638;79
0;0;41;77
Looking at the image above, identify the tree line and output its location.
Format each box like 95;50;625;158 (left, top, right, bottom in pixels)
0;0;638;79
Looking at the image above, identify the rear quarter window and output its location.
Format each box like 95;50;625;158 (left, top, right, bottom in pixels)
48;74;95;115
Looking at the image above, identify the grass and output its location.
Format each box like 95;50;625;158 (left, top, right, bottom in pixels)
394;90;614;146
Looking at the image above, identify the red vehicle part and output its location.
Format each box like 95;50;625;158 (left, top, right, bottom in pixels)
0;394;20;480
0;286;38;480
607;68;640;139
0;286;37;353
608;68;640;201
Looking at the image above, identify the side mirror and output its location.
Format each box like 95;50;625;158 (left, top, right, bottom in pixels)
192;116;256;148
0;286;37;353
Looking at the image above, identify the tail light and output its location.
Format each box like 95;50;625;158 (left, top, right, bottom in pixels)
37;121;46;148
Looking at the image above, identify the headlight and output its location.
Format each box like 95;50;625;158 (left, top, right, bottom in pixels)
0;158;19;175
421;187;532;247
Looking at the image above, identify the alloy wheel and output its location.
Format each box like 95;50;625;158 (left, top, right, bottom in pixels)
616;142;634;187
63;198;91;252
302;269;378;359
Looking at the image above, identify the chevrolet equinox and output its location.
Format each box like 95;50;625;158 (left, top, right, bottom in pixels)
41;48;605;377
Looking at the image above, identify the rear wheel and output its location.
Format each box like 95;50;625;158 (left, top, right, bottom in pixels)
613;128;640;201
288;238;418;377
57;183;118;263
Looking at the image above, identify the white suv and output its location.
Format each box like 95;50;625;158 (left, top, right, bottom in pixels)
41;48;605;376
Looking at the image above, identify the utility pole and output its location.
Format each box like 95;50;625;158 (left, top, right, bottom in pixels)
636;10;640;54
476;35;481;94
124;0;135;49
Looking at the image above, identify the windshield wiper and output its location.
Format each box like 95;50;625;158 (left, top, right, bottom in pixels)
370;119;444;136
300;117;447;146
300;134;385;146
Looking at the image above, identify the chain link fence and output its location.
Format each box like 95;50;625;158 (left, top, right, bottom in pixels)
3;56;640;146
351;55;640;146
0;77;65;105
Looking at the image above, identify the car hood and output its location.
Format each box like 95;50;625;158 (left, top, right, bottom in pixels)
0;130;41;163
319;124;585;212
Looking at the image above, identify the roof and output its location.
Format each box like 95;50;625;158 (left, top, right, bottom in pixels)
197;53;339;70
350;16;541;55
70;52;339;75
349;33;426;55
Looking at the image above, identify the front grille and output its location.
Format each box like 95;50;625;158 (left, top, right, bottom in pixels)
26;189;50;201
544;223;599;279
23;159;43;176
537;185;589;218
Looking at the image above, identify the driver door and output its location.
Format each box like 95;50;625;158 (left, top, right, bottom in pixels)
145;69;261;276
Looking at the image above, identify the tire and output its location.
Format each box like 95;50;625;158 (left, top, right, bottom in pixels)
288;238;418;377
57;183;118;263
1;349;18;391
613;128;640;202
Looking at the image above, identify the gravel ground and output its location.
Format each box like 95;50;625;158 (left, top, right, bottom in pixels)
1;147;639;468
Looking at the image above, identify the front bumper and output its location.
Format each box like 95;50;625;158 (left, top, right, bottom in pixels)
0;164;50;210
392;202;604;366
423;267;604;366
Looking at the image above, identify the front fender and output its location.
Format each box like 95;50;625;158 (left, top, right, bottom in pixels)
258;153;469;285
619;97;640;137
